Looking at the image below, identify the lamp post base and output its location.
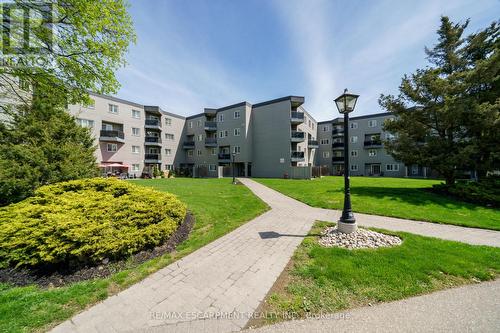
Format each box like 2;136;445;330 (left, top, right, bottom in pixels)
338;221;357;233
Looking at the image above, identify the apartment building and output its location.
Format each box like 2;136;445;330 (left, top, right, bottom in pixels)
317;112;430;178
69;93;428;179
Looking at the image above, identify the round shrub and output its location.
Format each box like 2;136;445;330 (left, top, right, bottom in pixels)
0;178;187;269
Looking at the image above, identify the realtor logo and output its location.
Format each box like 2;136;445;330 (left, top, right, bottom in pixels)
1;1;53;55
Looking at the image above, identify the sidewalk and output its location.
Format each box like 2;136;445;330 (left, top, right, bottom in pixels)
246;279;500;333
51;178;500;333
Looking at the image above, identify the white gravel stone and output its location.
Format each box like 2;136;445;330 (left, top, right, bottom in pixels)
319;226;402;249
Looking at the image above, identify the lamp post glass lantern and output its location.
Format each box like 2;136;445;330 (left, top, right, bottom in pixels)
232;152;236;184
334;89;359;233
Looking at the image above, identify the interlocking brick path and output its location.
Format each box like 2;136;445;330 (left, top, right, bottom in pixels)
51;178;500;333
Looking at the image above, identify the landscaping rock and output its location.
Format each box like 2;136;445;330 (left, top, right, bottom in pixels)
319;226;402;249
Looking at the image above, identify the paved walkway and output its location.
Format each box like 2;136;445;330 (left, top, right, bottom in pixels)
246;279;500;333
51;178;500;333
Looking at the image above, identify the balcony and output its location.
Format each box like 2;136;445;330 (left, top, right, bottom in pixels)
144;153;161;163
308;140;319;148
145;136;162;146
204;121;217;131
218;153;231;161
204;108;217;116
145;119;161;129
183;141;195;149
205;137;217;147
290;111;304;124
332;156;345;163
332;142;344;149
291;131;305;142
332;128;344;136
291;151;305;162
99;130;125;143
364;139;382;148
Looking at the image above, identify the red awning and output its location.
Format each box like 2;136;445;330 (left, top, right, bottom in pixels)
99;162;129;168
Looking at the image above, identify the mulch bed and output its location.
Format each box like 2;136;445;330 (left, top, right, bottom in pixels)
0;212;195;288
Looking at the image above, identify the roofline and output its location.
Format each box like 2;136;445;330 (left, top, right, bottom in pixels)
185;112;205;120
252;95;304;108
89;92;144;109
317;112;393;123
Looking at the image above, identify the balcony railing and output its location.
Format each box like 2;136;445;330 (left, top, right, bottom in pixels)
332;142;344;148
332;128;344;135
145;136;162;143
99;130;124;142
291;131;305;141
145;119;160;127
332;156;345;162
291;151;305;161
218;153;231;160
205;137;217;146
204;121;217;131
308;140;319;147
183;141;195;148
145;153;161;161
364;139;382;147
290;111;304;123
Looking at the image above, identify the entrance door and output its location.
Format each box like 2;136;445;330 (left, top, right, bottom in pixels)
371;164;381;175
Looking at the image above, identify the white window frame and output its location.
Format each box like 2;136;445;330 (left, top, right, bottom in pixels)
351;150;358;157
107;143;117;152
187;150;194;157
198;134;203;141
386;164;400;171
208;164;217;172
189;121;193;128
76;118;94;128
132;110;141;119
368;119;377;128
165;149;171;156
132;127;140;136
350;136;358;143
218;114;224;122
234;111;240;119
197;149;202;156
350;122;358;129
233;146;241;154
109;104;118;114
369;149;377;157
322;151;330;158
132;145;140;154
132;164;140;172
322;125;329;132
234;128;240;136
320;139;330;145
165;133;174;140
165;117;172;126
350;164;358;171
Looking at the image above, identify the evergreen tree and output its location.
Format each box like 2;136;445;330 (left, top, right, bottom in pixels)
380;17;499;185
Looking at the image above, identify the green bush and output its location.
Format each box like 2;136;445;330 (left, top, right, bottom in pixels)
433;178;500;207
0;178;187;269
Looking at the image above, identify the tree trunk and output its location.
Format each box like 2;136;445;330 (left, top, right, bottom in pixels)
445;174;455;186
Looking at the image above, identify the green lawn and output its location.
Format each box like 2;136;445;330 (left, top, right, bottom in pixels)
0;178;268;333
255;221;500;326
256;177;500;230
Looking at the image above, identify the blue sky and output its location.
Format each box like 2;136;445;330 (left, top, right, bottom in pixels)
116;0;499;121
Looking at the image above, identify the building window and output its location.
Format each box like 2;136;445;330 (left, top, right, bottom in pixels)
132;110;140;119
197;120;202;127
234;111;240;119
218;114;224;122
350;122;358;129
165;149;171;156
368;120;377;127
132;164;140;172
132;127;140;136
368;149;377;157
187;150;194;157
132;145;140;154
109;104;118;114
219;130;228;138
322;125;329;132
211;148;217;155
198;134;203;141
197;149;202;156
209;164;217;172
234;128;240;136
412;165;419;175
165;133;174;140
351;164;358;171
165;164;173;170
351;150;358;157
189;122;193;128
386;164;400;171
350;136;358;143
233;146;241;154
320;139;330;145
76;118;94;128
322;151;330;158
165;118;172;126
107;143;117;152
312;123;315;130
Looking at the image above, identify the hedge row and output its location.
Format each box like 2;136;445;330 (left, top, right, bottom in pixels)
0;178;187;269
432;178;500;207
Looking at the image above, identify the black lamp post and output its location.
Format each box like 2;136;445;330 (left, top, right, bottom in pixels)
232;152;236;184
334;89;359;233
